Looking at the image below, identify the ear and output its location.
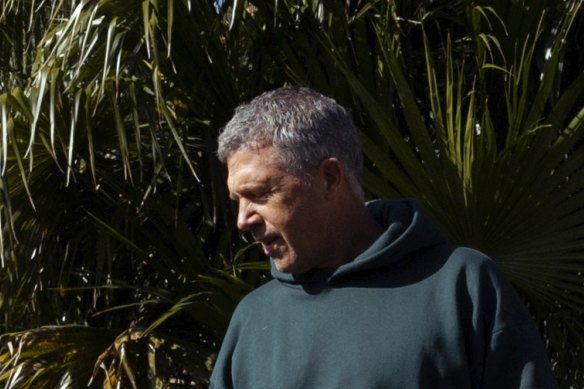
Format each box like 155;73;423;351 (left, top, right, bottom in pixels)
318;158;344;197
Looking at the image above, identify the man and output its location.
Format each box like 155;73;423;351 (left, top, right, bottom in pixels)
210;86;557;388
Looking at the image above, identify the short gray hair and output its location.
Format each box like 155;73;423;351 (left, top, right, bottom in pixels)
217;86;364;198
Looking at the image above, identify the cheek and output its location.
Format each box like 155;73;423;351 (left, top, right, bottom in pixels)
269;190;322;237
260;207;291;231
286;208;322;241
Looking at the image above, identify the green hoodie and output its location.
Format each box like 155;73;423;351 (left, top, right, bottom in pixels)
210;199;557;388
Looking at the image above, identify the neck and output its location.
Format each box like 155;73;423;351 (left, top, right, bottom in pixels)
346;205;385;260
320;201;384;270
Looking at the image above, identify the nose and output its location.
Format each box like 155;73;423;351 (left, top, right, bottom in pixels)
236;199;262;231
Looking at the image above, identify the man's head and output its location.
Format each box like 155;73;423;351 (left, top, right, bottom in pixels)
219;87;374;274
217;86;364;199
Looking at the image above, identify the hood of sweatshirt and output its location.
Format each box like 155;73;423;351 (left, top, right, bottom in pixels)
270;199;447;285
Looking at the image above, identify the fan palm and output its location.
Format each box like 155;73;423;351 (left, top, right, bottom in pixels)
300;1;584;385
0;0;583;388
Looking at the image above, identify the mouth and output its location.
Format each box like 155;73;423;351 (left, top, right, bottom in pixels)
259;236;282;256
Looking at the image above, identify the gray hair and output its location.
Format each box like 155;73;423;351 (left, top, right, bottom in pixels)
217;86;364;199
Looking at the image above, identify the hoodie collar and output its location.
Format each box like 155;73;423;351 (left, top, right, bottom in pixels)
271;199;447;285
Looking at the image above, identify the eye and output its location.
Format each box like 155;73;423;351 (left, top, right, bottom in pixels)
251;192;267;202
251;188;274;203
234;186;275;204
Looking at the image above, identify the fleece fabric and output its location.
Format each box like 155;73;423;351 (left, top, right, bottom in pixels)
209;199;557;389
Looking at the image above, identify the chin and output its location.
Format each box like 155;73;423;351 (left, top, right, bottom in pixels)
273;258;299;273
273;263;294;273
274;261;311;275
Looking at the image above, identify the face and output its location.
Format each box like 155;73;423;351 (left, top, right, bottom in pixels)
227;147;329;274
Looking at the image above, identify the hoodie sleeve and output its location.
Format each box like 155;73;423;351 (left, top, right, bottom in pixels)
209;302;245;389
480;322;558;389
209;332;235;389
459;250;558;389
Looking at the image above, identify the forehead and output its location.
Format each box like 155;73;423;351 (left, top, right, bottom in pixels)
226;148;288;191
227;147;277;176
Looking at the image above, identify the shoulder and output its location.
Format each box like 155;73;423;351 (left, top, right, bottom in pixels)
441;246;534;331
439;246;514;294
447;246;493;265
414;244;502;284
442;246;507;283
229;279;280;318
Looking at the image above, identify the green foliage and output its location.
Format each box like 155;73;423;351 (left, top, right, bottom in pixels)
0;0;262;386
0;0;583;387
0;326;118;388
